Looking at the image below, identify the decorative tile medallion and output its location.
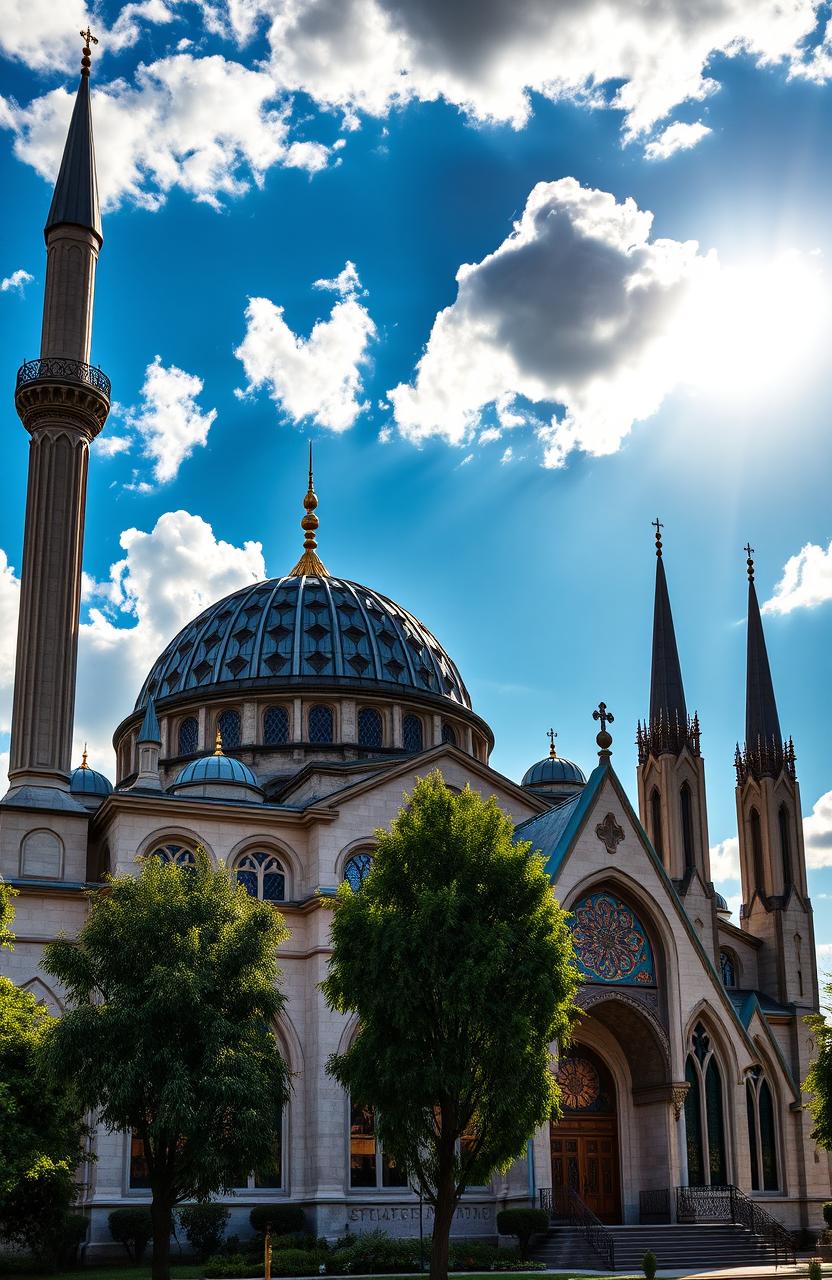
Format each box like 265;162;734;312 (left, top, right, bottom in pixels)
571;891;656;986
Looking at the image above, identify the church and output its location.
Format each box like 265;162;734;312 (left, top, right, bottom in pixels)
1;38;829;1261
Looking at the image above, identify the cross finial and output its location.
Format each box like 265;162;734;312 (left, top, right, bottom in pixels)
593;702;614;733
547;728;558;759
79;26;98;77
593;701;614;760
652;517;663;558
744;542;755;582
214;728;224;756
81;742;89;769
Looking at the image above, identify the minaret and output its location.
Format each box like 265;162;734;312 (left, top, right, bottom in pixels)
637;522;714;920
735;546;815;1005
5;29;109;800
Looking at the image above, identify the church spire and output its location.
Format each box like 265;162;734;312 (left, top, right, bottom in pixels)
739;545;786;780
289;443;329;578
648;518;688;731
44;29;102;247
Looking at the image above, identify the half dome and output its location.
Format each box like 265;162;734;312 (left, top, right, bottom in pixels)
173;755;259;788
522;756;587;788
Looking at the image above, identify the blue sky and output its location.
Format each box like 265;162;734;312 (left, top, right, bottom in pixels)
1;0;832;962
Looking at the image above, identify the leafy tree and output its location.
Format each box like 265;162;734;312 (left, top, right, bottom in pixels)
805;1000;832;1153
43;849;290;1280
322;771;579;1280
0;881;86;1261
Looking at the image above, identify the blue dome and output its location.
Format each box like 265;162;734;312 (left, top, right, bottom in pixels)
522;756;587;788
174;755;259;788
714;892;729;912
70;763;113;796
134;575;470;711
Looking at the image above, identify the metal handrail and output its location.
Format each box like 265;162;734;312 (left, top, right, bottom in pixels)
541;1185;615;1271
675;1184;794;1266
16;357;111;399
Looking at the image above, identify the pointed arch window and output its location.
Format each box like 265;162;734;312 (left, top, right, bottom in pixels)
778;805;793;894
746;1069;779;1192
178;717;198;756
719;950;737;988
650;788;664;861
264;705;289;746
358;707;383;748
680;782;695;873
309;704;333;744
344;851;373;892
234;850;286;902
217;709;241;750
684;1022;727;1187
151;843;196;869
403;714;423;753
750;808;765;893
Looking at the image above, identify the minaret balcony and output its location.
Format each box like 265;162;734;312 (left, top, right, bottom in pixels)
15;357;110;435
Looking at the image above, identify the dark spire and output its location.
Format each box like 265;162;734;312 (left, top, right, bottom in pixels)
44;30;102;244
744;545;783;773
649;519;688;727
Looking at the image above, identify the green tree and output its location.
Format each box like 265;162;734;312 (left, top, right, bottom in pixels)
0;881;86;1260
42;849;290;1280
322;771;579;1280
805;997;832;1151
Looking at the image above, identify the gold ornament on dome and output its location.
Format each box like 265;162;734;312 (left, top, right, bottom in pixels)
557;1056;600;1110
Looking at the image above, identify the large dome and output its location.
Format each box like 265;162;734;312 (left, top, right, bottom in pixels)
134;574;471;711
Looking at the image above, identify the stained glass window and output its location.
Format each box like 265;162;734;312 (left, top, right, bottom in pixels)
358;707;383;748
747;1070;779;1192
218;709;241;750
264;705;289;746
705;1059;727;1185
570;891;656;986
720;950;736;988
403;714;423;753
750;808;764;892
759;1080;778;1191
685;1056;704;1186
441;722;457;746
178;717;198;756
152;843;196;868
680;783;695;872
344;852;373;892
309;704;333;743
747;1079;760;1191
234;851;286;902
778;805;792;892
650;789;664;860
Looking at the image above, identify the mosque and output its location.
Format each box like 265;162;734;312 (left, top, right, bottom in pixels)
1;37;829;1261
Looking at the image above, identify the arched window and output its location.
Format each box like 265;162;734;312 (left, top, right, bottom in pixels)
680;782;695;872
403;714;423;753
778;804;792;893
746;1069;779;1192
684;1022;727;1187
264;705;289;746
650;788;664;861
349;1102;407;1189
151;843;196;869
750;808;765;893
358;708;383;748
441;722;457;747
217;709;241;750
234;851;286;902
178;717;198;756
719;950;737;988
344;851;373;892
309;704;333;744
571;891;656;986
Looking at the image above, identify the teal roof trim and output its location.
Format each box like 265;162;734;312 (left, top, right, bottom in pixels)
514;764;608;880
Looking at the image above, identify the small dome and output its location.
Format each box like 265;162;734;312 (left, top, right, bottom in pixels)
522;756;587;789
173;754;259;788
70;753;113;797
714;892;731;918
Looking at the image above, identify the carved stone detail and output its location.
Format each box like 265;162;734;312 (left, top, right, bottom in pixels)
671;1083;690;1120
596;811;625;854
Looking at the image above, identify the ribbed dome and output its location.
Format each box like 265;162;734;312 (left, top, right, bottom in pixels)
70;763;113;796
714;892;730;914
135;575;470;711
173;755;259;788
522;756;587;788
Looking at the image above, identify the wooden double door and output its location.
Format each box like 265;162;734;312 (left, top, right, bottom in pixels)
550;1115;621;1223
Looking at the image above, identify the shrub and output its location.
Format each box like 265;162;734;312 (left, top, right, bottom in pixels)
250;1204;307;1236
108;1206;153;1263
271;1232;312;1252
178;1203;230;1261
809;1261;823;1280
205;1255;261;1279
496;1208;550;1256
642;1248;658;1280
56;1212;89;1267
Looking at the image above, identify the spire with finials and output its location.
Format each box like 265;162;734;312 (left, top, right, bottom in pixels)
547;728;558;759
289;443;330;578
636;518;701;763
735;543;796;783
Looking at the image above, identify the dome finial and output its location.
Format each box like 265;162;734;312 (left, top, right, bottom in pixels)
548;727;558;759
81;743;89;769
744;541;755;582
289;441;330;577
214;727;223;756
653;516;663;558
592;701;614;762
79;25;98;78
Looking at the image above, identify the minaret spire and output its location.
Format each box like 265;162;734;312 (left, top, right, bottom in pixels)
44;30;102;253
740;544;784;779
289;442;329;577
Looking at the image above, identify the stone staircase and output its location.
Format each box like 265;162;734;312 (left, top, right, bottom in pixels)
532;1222;787;1272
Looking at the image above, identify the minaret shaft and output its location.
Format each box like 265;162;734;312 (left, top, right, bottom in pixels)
40;227;99;361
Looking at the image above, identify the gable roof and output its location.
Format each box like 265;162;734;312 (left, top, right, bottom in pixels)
514;765;606;879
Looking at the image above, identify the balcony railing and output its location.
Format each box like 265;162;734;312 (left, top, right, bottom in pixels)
16;357;111;400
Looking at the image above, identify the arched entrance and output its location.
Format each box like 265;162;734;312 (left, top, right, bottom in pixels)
551;1044;621;1223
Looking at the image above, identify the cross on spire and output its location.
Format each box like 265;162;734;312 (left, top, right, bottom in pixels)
547;728;557;759
652;517;663;558
80;26;99;46
744;542;755;582
79;25;98;76
593;702;614;734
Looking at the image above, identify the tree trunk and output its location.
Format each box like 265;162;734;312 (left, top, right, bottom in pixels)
429;1135;458;1280
150;1188;173;1280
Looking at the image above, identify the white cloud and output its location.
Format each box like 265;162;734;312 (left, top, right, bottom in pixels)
94;435;133;459
0;0;175;73
389;178;715;467
0;269;33;295
763;539;832;615
123;356;217;484
234;262;376;432
205;0;821;141
0;552;21;743
644;121;712;160
711;835;741;882
804;791;832;868
2;53;330;213
499;446;513;464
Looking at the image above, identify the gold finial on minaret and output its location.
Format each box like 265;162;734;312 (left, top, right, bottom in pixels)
79;26;98;77
81;743;89;769
289;442;330;577
547;728;558;759
744;542;755;582
214;728;224;756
